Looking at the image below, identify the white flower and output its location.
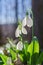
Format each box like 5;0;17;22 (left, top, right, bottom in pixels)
0;47;4;54
22;16;33;27
15;25;27;37
15;26;21;37
5;43;11;49
17;41;23;51
22;26;27;34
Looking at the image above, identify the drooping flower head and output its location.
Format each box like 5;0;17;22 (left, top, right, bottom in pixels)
15;21;27;37
22;11;33;27
15;10;33;38
17;41;23;51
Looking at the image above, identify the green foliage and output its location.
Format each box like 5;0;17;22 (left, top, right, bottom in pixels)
18;36;43;65
27;36;39;56
27;36;43;65
0;54;8;63
0;54;14;65
0;54;8;65
37;52;43;64
9;48;17;61
18;42;30;64
0;57;4;65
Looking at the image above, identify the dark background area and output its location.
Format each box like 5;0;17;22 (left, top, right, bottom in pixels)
32;0;43;49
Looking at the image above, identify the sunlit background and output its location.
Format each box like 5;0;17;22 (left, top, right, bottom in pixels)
0;0;32;24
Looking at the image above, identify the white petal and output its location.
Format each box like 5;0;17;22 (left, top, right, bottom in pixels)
0;47;4;54
19;29;22;35
22;17;26;26
22;27;27;34
0;50;4;54
15;26;20;37
5;43;10;49
7;50;10;53
17;41;23;50
27;16;33;27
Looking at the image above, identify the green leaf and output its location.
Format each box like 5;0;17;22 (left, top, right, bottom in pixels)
26;52;30;62
31;53;39;65
0;54;8;63
27;36;39;56
27;36;39;65
23;41;30;63
24;42;29;54
34;39;39;53
0;57;4;65
3;63;14;65
27;41;33;56
3;63;6;65
18;50;26;63
9;48;17;60
18;53;24;62
37;52;43;64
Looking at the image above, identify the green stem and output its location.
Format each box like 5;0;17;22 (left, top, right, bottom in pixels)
31;9;34;39
28;9;34;38
30;9;35;65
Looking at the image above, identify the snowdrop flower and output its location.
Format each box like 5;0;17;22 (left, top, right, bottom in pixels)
15;24;27;37
5;43;11;49
17;41;23;51
15;26;21;37
22;15;33;27
0;47;4;54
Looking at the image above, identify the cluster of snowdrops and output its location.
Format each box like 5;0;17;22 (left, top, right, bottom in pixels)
0;10;43;65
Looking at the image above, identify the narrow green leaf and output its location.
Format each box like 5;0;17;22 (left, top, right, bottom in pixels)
31;53;39;65
27;42;33;56
24;42;29;54
18;53;24;62
0;57;4;65
37;52;43;64
0;54;8;63
33;37;39;53
10;48;17;60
